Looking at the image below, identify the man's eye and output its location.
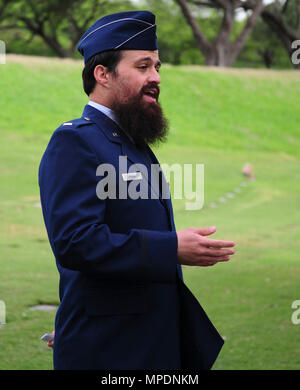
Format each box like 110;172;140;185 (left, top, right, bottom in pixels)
138;65;147;70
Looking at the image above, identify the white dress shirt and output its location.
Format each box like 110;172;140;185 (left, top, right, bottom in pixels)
88;100;117;124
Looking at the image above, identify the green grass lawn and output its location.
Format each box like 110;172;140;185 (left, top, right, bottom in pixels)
0;55;299;369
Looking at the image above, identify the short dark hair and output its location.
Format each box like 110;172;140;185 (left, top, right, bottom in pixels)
82;50;122;96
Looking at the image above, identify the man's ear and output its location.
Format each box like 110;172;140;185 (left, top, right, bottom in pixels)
94;65;109;87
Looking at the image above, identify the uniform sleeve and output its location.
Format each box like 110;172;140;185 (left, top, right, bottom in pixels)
39;129;178;284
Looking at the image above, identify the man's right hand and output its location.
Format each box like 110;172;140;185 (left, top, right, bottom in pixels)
177;226;235;267
48;331;55;349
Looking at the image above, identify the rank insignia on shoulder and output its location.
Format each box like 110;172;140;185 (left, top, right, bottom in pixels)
112;132;119;137
84;117;91;121
63;122;73;126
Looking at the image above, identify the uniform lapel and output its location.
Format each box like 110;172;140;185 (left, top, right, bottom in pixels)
145;145;176;231
120;140;162;203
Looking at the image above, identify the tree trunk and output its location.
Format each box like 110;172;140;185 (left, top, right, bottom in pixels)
175;0;214;63
227;0;264;66
214;4;235;66
175;0;263;67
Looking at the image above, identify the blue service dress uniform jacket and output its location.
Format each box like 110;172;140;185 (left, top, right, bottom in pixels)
38;104;224;370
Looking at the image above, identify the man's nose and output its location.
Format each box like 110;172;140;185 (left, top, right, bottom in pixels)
147;67;161;85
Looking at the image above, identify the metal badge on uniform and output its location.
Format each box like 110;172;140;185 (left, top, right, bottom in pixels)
122;172;142;181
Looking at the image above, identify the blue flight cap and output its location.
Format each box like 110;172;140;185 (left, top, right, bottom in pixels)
77;11;158;64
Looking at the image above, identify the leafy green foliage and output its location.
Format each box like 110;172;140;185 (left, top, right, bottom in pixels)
0;0;294;67
0;0;136;57
239;18;293;69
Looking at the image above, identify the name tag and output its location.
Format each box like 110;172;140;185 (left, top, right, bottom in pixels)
122;172;142;181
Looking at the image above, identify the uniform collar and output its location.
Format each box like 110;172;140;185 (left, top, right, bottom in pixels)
86;101;135;145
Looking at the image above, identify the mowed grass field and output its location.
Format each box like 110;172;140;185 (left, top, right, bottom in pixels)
0;55;299;369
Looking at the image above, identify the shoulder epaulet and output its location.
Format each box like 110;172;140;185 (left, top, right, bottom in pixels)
61;117;94;129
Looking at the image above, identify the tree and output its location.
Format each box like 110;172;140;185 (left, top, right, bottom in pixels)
260;0;300;69
140;0;207;65
239;16;292;68
0;0;135;58
174;0;264;66
0;0;12;19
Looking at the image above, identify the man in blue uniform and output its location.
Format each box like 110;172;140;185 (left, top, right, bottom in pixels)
39;10;235;370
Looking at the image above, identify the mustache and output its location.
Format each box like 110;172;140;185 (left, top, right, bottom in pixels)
140;82;160;99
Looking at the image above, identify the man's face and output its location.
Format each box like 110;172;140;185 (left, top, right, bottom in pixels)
108;50;161;106
107;50;168;148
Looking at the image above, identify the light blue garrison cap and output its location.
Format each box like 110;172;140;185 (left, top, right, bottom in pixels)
77;10;158;63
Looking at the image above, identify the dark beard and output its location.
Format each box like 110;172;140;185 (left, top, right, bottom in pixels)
111;89;169;148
